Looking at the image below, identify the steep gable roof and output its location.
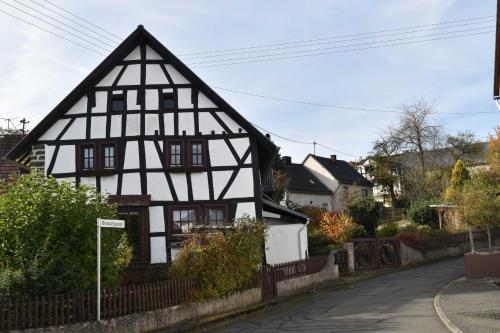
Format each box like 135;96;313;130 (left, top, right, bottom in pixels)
7;25;277;172
283;163;332;194
310;155;372;187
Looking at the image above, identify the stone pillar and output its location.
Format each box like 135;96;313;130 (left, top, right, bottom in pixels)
343;243;355;273
30;144;45;173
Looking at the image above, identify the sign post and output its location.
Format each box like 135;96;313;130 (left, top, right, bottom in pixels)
96;218;125;321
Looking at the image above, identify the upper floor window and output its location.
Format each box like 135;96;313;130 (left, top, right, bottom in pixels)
103;144;116;169
82;145;95;170
343;186;349;199
191;142;203;167
162;93;175;109
207;206;226;226
169;142;183;167
111;95;125;111
172;207;198;234
362;189;368;197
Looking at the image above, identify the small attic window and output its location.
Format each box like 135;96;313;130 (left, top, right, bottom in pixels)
111;95;125;111
162;93;175;109
309;179;315;184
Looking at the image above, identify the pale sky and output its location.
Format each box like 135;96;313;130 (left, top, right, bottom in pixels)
0;0;498;162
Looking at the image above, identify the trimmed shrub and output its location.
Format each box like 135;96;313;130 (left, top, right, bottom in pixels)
376;223;399;238
406;200;439;228
308;229;332;256
347;198;381;237
0;173;132;296
169;217;267;301
352;224;368;239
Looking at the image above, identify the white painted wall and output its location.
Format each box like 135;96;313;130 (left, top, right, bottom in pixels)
264;220;308;265
235;202;256;218
286;191;332;211
224;168;254;199
209;140;237;166
303;156;339;192
61;118;86;140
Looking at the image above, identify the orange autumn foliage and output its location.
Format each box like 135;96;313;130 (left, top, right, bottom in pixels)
488;126;500;175
319;212;357;245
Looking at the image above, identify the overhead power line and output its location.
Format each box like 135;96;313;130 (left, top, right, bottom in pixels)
11;0;116;48
191;29;494;68
0;8;107;56
181;18;494;60
0;0;113;52
27;0;120;45
39;0;122;41
179;15;495;56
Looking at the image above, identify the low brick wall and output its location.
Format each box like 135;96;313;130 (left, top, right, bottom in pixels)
277;252;339;298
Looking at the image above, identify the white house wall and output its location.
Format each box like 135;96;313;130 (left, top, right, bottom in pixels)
286;191;332;211
265;221;308;265
33;41;261;265
303;156;339;192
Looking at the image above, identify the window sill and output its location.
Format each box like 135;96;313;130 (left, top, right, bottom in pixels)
79;169;117;176
167;166;205;173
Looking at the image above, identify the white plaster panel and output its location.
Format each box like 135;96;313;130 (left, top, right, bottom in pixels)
117;64;140;85
146;65;169;85
229;138;250;160
209;140;237;167
211;170;232;199
198;92;217;108
123;46;140;61
79;176;96;187
127;90;140;110
164;65;189;84
177;88;193;109
92;91;107;113
126;114;141;136
146;45;162;60
216;111;245;133
145;114;160;135
144;141;162;168
178;112;194;135
56;177;75;185
65;96;87;115
171;173;188;201
145;89;159;110
61;118;86;140
110;115;122;137
101;175;118;195
123;141;139;169
96;66;123;87
223;168;254;199
121;173;141;195
191;172;210;200
198;112;224;134
147;172;173;201
150;237;167;264
39;119;70;141
149;206;165;233
90;116;106;139
244;153;252;164
235;202;256;219
44;145;55;175
265;223;308;265
52;145;75;174
163;113;174;135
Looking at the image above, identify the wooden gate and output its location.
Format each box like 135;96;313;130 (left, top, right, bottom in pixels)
353;238;401;270
260;265;277;301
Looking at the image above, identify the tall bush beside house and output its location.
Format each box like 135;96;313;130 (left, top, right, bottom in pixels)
407;200;439;228
347;197;381;237
444;160;470;203
319;212;361;245
169;217;267;301
0;173;132;296
457;170;500;252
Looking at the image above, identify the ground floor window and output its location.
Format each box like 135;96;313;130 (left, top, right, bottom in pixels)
206;206;227;226
171;207;199;234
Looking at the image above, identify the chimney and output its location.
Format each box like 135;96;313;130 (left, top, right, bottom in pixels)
282;156;292;165
330;155;337;164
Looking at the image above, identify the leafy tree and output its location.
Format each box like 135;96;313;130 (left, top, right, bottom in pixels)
169;217;267;300
347;197;381;237
488;126;500;175
0;173;132;296
446;131;484;163
272;170;289;204
445;160;470;203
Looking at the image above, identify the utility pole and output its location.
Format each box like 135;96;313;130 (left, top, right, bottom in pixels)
313;141;317;155
20;118;29;137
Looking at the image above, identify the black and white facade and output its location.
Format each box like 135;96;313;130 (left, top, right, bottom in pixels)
8;26;309;265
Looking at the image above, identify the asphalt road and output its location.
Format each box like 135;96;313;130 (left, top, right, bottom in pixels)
200;257;464;333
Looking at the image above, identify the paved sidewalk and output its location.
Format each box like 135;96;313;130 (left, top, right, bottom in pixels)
438;278;500;333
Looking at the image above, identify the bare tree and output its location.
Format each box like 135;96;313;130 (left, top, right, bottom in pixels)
445;131;484;163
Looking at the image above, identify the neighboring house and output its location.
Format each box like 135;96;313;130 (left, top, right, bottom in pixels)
283;155;373;213
7;25;307;266
357;143;489;204
0;133;25;182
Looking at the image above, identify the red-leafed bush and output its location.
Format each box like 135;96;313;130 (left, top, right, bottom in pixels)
320;212;359;245
396;231;421;248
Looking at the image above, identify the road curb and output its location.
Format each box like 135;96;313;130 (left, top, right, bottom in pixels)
434;277;465;333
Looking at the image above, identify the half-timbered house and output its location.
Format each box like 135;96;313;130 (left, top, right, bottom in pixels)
7;25;308;266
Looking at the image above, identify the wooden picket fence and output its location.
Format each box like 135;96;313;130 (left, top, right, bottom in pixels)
0;279;197;331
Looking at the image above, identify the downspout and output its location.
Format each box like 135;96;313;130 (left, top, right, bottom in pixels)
298;218;310;259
